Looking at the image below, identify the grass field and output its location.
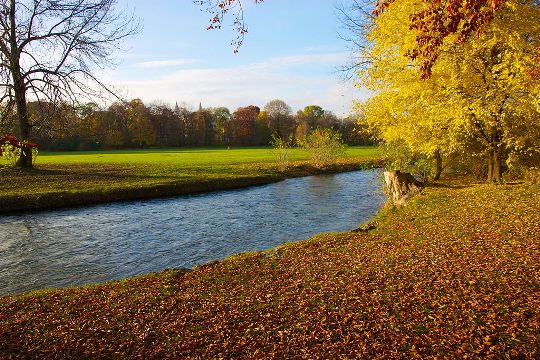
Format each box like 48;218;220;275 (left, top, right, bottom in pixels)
0;146;381;212
1;181;538;358
36;146;379;173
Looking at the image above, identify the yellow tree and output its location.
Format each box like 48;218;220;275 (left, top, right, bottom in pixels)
358;0;467;180
358;0;540;182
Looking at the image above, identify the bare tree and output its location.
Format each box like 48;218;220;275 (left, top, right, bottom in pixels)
0;0;139;167
263;99;294;140
335;0;377;80
263;99;290;118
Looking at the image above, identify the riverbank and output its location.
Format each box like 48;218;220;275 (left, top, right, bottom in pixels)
0;181;538;358
0;147;381;214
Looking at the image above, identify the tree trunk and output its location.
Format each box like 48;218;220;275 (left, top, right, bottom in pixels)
433;149;442;181
492;146;502;183
485;126;504;183
487;150;494;183
487;146;503;183
9;0;33;168
14;84;32;168
384;170;423;205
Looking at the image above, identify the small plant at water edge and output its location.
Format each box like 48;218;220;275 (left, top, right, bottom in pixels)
270;135;294;171
300;128;346;168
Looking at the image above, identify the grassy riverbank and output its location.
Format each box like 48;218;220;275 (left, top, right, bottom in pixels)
0;180;538;358
0;147;380;213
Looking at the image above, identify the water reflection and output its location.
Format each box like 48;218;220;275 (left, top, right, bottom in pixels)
0;170;384;295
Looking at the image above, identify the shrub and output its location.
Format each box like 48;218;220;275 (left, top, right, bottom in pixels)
381;143;434;181
270;135;293;171
0;143;38;167
301;128;346;168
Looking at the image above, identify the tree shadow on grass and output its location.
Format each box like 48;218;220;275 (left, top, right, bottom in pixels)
0;165;137;181
426;182;473;189
427;179;526;189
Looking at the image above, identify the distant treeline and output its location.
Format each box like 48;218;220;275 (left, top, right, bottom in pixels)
0;99;373;151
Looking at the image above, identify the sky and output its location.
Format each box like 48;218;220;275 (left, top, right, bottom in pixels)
106;0;368;116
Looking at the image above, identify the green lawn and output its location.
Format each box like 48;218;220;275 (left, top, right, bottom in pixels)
0;146;381;211
37;146;379;166
1;181;538;358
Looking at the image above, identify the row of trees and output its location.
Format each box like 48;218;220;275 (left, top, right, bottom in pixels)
346;0;540;183
0;99;373;151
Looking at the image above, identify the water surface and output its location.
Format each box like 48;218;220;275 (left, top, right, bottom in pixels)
0;170;384;295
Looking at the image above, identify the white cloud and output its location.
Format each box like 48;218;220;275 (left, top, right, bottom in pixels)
108;52;369;116
248;52;349;70
134;58;198;68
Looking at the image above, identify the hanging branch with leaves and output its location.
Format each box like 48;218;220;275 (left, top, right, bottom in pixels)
194;0;263;52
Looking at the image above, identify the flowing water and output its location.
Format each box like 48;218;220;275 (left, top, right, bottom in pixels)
0;170;384;295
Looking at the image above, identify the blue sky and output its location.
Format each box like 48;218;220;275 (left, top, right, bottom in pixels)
107;0;368;115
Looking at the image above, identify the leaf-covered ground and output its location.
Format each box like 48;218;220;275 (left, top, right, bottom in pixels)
0;182;538;358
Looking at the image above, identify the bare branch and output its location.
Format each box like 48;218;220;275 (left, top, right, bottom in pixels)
194;0;263;52
335;0;376;80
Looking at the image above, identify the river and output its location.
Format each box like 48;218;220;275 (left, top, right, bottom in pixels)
0;170;384;295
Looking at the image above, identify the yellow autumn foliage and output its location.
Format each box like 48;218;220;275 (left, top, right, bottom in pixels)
356;0;540;182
